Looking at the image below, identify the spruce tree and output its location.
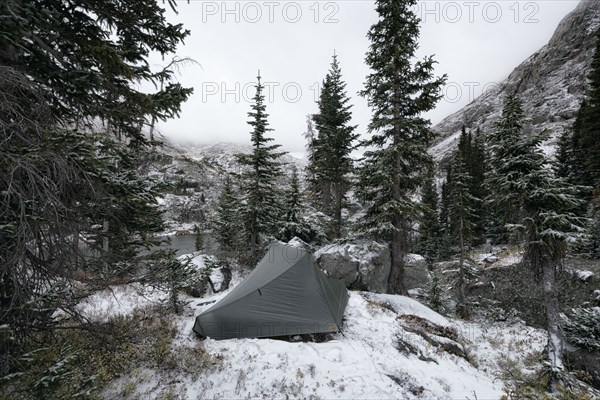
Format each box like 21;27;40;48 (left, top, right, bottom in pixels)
554;129;574;181
278;166;311;242
303;114;318;202
418;169;442;263
470;130;488;243
439;164;454;258
576;32;600;190
569;32;600;257
570;102;594;188
448;154;479;318
312;54;359;238
522;148;586;390
491;94;586;389
0;0;192;373
356;0;447;294
486;93;528;243
212;176;240;252
236;73;286;258
456;127;486;245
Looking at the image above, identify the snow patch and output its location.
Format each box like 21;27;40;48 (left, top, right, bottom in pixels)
573;270;594;282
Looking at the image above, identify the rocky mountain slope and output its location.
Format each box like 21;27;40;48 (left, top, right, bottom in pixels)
431;0;600;161
147;141;305;233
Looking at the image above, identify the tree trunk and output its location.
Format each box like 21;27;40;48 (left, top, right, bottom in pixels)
542;257;565;392
388;133;407;295
333;181;343;238
457;198;469;318
388;216;407;295
322;181;332;217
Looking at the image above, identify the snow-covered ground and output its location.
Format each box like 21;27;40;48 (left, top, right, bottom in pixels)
83;273;554;400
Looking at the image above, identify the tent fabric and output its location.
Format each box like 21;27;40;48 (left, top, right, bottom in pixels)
193;242;349;340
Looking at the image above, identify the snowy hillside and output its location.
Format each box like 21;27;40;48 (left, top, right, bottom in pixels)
431;0;600;161
84;277;552;400
146;141;306;234
164;141;306;174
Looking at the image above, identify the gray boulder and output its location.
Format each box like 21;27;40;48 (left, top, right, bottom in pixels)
403;254;431;290
314;241;391;293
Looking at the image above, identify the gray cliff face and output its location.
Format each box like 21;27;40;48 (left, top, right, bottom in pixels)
431;0;600;161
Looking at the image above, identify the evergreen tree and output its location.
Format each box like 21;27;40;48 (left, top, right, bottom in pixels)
456;127;486;244
570;102;594;188
0;0;192;143
448;154;479;318
576;32;600;191
521;151;586;391
312;54;359;238
554;129;574;181
213;176;240;252
278;166;311;242
470;130;488;243
569;33;600;257
491;94;586;390
303;114;318;202
356;0;446;294
457;126;472;164
439;164;454;258
418;169;442;263
486;93;528;243
236;73;286;258
0;0;192;373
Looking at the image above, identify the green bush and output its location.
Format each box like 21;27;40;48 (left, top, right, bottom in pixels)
0;306;216;399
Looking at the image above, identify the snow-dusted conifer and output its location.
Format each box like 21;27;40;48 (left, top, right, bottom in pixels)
236;73;286;258
418;168;442;263
490;93;587;390
312;54;358;238
278;166;311;242
212;176;240;251
356;0;447;294
486;93;529;242
448;153;479;318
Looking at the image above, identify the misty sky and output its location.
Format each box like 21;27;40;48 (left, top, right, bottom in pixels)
153;0;580;153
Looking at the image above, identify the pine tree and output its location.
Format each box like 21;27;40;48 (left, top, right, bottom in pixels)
1;0;192;373
236;73;286;258
486;93;529;243
448;154;479;318
554;129;574;181
303;114;318;203
278;166;311;242
439;164;454;258
576;32;600;191
470;130;488;243
312;54;359;238
522;155;586;391
491;94;586;390
213;176;240;252
570;102;594;188
455;127;486;245
0;0;192;143
418;169;442;263
570;32;600;258
356;0;447;294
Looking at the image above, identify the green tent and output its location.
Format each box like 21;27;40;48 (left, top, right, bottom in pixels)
193;242;349;340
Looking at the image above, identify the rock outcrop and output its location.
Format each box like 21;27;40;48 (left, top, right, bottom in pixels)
314;241;391;293
314;242;431;293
